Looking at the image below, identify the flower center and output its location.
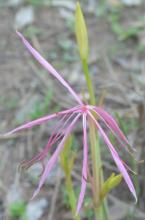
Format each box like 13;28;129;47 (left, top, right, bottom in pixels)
81;105;88;113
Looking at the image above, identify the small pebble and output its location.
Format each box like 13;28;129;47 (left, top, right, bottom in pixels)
14;6;34;29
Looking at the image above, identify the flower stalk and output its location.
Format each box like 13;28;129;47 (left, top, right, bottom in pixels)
75;2;108;219
82;59;108;220
82;59;96;106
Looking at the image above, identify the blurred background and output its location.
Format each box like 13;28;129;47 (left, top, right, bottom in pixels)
0;0;145;219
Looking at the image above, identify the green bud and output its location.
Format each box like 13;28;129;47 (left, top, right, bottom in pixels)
109;174;122;189
75;2;89;61
100;173;122;201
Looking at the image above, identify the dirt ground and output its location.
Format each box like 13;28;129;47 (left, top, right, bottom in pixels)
0;1;145;220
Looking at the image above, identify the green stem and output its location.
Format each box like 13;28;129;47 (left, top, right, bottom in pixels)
82;59;95;105
89;119;104;219
82;58;109;220
65;172;80;220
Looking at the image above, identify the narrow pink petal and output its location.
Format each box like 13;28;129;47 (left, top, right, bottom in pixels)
93;107;136;152
16;31;83;105
76;113;88;214
31;113;81;199
88;112;137;202
4;107;79;136
48;112;77;146
21;113;73;168
44;114;69;148
20;114;74;169
36;112;77;162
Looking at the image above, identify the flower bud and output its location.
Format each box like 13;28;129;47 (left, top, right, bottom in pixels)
75;2;89;61
100;173;122;201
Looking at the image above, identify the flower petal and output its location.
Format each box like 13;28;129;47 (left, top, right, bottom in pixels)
92;107;136;153
19;112;78;172
88;112;137;202
4;107;79;136
31;113;81;199
76;113;88;214
17;31;83;105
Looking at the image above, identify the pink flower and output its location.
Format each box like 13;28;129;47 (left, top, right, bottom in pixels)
5;32;137;213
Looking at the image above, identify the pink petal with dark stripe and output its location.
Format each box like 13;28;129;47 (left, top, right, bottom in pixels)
88;112;137;202
31;113;80;199
93;107;136;152
4;107;79;136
